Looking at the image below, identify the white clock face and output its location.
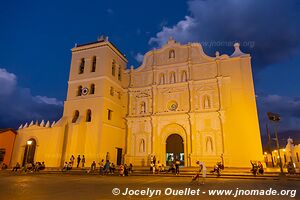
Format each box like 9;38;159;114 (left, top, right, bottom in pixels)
82;87;89;95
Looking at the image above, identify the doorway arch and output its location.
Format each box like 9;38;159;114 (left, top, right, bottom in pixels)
22;138;37;166
166;134;184;166
161;123;187;166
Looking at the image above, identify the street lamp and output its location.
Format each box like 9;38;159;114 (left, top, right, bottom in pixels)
267;112;284;175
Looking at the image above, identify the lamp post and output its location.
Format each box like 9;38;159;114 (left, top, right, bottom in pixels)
26;140;33;164
267;112;284;175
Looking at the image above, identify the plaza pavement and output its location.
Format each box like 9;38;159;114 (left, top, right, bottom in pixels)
0;172;299;200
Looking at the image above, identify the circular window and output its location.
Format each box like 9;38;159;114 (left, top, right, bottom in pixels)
168;101;178;111
81;87;89;95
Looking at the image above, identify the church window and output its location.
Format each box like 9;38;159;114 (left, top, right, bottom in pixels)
159;73;165;84
86;109;92;122
140;101;146;113
72;110;79;123
203;95;211;109
90;84;95;94
118;67;121;81
139;139;145;153
77;86;82;96
169;71;176;84
206;137;213;153
110;87;114;96
169;49;175;59
112;60;116;76
91;56;96;72
108;109;113;120
181;70;187;82
79;58;85;74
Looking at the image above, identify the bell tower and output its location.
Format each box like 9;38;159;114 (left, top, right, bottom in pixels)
62;36;128;164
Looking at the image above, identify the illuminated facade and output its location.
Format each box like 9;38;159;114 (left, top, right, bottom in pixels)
11;37;263;168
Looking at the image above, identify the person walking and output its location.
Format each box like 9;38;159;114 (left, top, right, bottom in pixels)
77;155;81;168
198;161;206;184
153;156;156;165
82;155;86;168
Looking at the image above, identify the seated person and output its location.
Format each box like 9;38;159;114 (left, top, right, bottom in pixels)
12;162;21;172
62;162;68;172
109;163;115;174
1;163;8;170
40;162;45;170
34;162;41;172
67;162;72;171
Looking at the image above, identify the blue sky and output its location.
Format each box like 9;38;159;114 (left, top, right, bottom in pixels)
0;0;300;143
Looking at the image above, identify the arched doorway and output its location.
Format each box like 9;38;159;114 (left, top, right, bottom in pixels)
22;139;36;166
166;134;184;166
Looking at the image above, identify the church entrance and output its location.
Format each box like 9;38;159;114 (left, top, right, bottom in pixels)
22;139;36;166
166;134;184;166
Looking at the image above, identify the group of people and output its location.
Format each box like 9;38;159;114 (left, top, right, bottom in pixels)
62;155;86;171
11;161;45;173
62;153;134;177
250;160;264;176
150;156;181;175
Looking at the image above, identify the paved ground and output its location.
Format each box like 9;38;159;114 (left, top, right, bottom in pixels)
0;172;299;200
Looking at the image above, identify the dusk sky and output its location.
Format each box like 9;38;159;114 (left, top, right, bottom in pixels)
0;0;300;143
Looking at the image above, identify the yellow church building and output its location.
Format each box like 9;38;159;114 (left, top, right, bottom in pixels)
11;36;263;168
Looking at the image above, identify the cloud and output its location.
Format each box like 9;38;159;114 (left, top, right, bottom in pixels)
106;8;114;15
256;94;300;133
134;53;144;63
0;68;63;129
149;0;300;69
34;96;63;106
0;68;17;96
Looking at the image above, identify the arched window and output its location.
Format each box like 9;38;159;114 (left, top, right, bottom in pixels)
181;70;187;82
159;73;165;84
90;84;95;94
91;56;96;72
139;139;145;153
169;50;175;58
118;67;121;81
77;85;82;96
206;137;213;153
79;58;85;74
112;60;116;76
203;95;211;109
169;71;176;84
140;101;146;113
86;109;92;122
72;110;79;123
297;153;299;162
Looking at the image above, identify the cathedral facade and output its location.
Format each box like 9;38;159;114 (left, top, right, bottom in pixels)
11;37;263;168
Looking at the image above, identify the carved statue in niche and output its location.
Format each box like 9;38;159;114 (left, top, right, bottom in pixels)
204;95;211;109
139;139;145;153
206;137;213;153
